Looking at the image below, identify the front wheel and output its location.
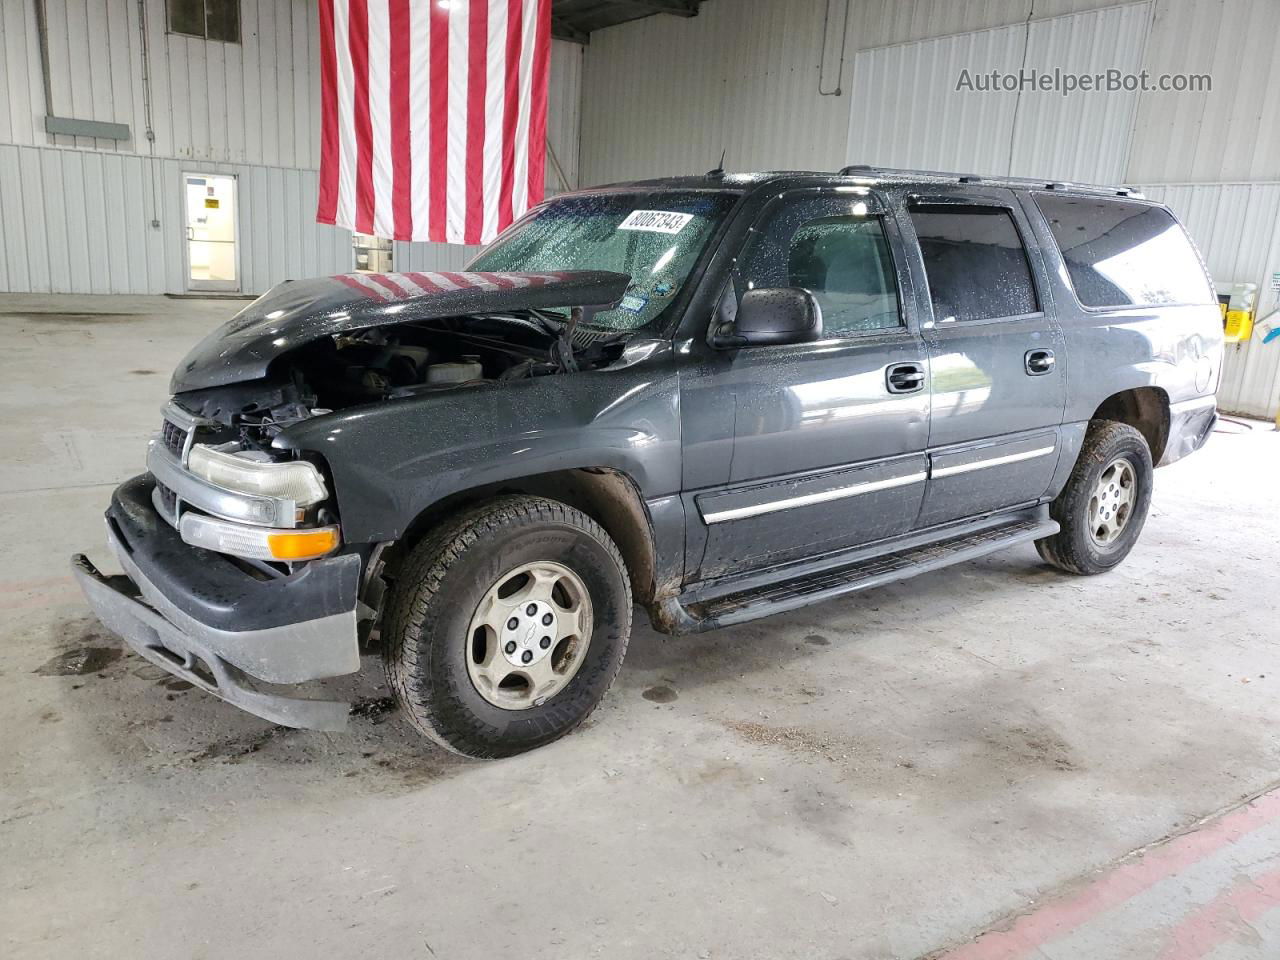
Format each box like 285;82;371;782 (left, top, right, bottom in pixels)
1036;419;1154;575
384;496;632;759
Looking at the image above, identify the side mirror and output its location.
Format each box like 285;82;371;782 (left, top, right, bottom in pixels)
711;287;823;349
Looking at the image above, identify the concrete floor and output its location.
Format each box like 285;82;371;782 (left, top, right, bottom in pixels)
2;294;1279;960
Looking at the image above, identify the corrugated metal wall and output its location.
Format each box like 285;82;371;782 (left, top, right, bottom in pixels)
578;0;852;183
579;0;1280;418
0;0;323;164
845;4;1149;183
1128;0;1280;184
577;0;1129;183
1139;182;1280;420
0;0;582;295
0;145;354;295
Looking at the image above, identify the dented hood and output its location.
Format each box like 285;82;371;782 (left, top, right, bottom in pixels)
170;270;631;393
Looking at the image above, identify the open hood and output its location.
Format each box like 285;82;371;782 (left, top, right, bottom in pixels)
170;270;631;393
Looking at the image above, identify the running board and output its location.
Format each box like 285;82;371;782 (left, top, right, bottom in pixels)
673;516;1058;632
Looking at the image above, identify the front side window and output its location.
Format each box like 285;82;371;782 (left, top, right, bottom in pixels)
168;0;240;43
737;197;902;336
1034;195;1214;308
909;206;1039;323
468;190;737;331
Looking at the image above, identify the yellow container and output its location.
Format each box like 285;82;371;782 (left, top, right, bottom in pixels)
1224;309;1254;343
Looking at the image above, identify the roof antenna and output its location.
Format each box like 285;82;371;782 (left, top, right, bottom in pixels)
707;148;726;179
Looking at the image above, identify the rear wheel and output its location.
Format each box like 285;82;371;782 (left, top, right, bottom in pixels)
1036;419;1153;575
384;496;632;759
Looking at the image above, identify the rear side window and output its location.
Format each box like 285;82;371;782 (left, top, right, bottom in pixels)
1034;195;1213;308
909;206;1040;323
740;197;902;335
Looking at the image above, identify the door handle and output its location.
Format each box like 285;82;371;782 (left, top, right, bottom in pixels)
1025;349;1055;376
886;362;925;394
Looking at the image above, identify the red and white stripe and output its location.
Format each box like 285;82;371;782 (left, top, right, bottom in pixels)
317;0;550;246
329;271;564;301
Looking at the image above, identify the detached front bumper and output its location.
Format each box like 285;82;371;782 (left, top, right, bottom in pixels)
72;475;363;731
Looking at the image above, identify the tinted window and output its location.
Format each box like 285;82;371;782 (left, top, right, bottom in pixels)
740;198;901;335
909;206;1039;323
1035;195;1212;308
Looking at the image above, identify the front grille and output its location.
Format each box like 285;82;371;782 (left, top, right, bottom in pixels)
161;419;188;459
156;481;178;517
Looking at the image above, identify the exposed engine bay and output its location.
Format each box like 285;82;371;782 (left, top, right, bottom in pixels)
174;312;627;446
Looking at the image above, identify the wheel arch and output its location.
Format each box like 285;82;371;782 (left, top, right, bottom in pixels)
394;467;660;609
1090;386;1170;464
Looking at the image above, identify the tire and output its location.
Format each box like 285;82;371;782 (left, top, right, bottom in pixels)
1035;419;1154;575
384;495;632;759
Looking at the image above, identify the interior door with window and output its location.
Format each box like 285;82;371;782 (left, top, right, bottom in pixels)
900;188;1066;528
184;173;239;293
681;190;931;581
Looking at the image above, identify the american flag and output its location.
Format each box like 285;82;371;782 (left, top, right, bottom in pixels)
316;0;551;245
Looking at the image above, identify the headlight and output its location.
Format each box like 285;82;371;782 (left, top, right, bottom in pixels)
180;513;340;561
187;445;327;506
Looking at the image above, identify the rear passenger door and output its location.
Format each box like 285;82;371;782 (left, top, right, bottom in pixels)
900;188;1066;528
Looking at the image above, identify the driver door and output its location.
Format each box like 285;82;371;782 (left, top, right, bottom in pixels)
679;189;931;582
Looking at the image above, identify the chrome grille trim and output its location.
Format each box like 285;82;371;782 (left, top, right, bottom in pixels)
155;400;220;528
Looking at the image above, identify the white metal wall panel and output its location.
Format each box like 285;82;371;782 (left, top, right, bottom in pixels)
577;0;1137;187
846;25;1027;175
579;0;852;185
0;142;509;296
848;0;1125;50
579;0;1278;188
1009;3;1148;183
1128;0;1280;184
0;144;357;296
546;39;582;191
392;242;480;274
1;0;324;166
1;0;45;148
1142;182;1280;420
845;4;1147;183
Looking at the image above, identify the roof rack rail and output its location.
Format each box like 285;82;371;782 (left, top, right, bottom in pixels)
836;163;1143;199
839;164;988;184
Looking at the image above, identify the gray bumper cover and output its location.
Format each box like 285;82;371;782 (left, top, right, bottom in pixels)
72;526;360;731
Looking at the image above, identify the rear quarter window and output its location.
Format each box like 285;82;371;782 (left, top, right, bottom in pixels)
1033;195;1213;308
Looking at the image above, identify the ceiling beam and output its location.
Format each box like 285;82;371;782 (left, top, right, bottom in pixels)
549;0;701;45
551;14;590;44
628;0;699;17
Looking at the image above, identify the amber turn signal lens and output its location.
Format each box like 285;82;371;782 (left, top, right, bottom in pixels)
266;528;340;560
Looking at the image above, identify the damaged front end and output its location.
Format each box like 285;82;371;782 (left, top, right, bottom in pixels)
73;270;631;730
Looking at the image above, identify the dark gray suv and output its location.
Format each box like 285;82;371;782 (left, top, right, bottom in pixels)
74;167;1222;758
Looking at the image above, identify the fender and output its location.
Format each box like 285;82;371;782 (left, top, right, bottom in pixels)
1061;304;1222;424
273;342;682;544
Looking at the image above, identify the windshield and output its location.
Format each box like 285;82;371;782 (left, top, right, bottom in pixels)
467;190;737;331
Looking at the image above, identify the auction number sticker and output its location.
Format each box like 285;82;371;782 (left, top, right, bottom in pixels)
618;210;694;234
